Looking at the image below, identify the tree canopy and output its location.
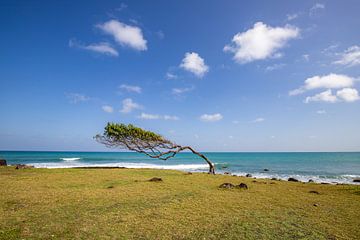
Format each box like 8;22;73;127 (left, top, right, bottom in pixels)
95;123;215;174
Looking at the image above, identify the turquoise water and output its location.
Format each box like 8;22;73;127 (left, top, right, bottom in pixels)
1;151;360;184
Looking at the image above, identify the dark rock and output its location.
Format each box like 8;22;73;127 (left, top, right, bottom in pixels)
263;169;269;172
313;203;319;207
219;183;235;189
224;172;231;175
246;174;252;177
0;159;7;166
15;164;34;169
271;177;278;181
288;177;299;182
353;178;360;183
237;183;248;189
321;182;329;185
308;179;314;183
148;177;162;182
309;190;320;194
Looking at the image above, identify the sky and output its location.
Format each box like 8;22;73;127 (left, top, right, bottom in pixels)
0;0;360;152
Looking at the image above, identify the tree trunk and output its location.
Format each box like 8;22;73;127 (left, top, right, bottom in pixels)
180;146;215;174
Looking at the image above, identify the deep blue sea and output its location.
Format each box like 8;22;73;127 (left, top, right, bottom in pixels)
1;151;360;184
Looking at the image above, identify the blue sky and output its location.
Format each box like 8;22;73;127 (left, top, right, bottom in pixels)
1;0;360;152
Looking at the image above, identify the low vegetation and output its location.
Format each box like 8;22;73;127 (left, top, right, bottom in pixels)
1;167;359;239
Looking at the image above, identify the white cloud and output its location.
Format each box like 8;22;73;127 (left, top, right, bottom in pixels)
138;113;179;120
305;88;360;103
289;73;355;96
253;117;265;123
120;98;142;113
200;113;223;122
302;54;310;61
286;13;298;21
317;110;326;114
172;86;194;95
69;39;118;57
138;113;160;120
223;22;299;63
333;45;360;67
119;84;142;93
310;3;325;16
66;93;90;103
265;63;286;71
305;90;338;103
166;72;178;80
163;115;179;121
337;88;360;102
97;20;147;51
102;105;114;113
180;52;209;78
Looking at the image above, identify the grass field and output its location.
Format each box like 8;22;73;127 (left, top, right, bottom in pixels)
1;167;359;239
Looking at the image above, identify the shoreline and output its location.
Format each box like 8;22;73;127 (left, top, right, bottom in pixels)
8;164;360;185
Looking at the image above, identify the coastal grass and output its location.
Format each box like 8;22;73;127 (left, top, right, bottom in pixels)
1;167;359;239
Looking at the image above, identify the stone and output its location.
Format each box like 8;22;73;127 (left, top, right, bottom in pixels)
246;174;252;177
0;159;7;166
271;177;278;181
263;169;269;172
353;178;360;183
237;183;248;189
15;164;34;169
309;190;320;194
219;183;235;189
148;177;162;182
313;203;319;207
288;177;299;182
224;172;231;175
308;179;314;183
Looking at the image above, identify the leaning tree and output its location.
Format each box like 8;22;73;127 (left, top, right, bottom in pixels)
95;123;215;174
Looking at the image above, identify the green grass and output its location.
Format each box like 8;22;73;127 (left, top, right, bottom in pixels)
1;167;359;239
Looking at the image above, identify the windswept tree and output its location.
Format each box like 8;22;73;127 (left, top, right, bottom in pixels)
95;123;215;174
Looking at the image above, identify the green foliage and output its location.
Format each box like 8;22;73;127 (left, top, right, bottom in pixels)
104;123;166;142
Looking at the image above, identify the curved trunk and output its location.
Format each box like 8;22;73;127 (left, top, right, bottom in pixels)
180;146;215;174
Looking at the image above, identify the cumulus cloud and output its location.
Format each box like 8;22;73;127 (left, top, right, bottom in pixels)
102;105;114;113
69;39;118;57
333;45;360;67
223;22;299;63
305;90;338;103
119;84;142;93
66;93;90;103
120;98;142;113
305;88;360;103
337;88;360;102
97;20;147;51
180;52;209;78
199;113;223;122
138;113;179;120
289;73;354;96
253;117;265;123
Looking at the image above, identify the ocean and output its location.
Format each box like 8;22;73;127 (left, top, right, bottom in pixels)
1;151;360;184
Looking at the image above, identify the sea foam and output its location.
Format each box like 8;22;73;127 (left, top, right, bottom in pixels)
60;158;81;161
